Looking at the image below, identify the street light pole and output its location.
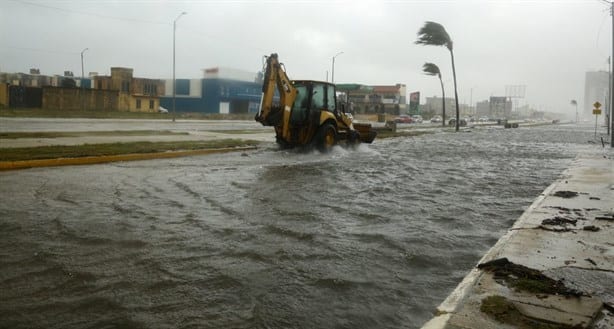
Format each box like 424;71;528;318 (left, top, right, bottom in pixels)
80;48;88;110
331;51;343;84
609;1;613;146
173;11;187;122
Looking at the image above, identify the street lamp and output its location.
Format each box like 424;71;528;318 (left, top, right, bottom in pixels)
571;100;578;123
81;48;88;83
80;48;88;110
173;11;187;122
467;86;480;116
331;51;343;84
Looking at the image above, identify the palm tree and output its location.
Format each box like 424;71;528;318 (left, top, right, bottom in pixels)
416;21;460;131
423;63;446;126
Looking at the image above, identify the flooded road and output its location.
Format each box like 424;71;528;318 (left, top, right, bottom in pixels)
0;124;610;328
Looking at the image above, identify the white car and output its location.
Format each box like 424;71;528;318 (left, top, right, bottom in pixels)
158;106;169;113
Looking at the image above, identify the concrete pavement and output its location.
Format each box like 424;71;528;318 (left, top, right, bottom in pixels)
422;156;614;328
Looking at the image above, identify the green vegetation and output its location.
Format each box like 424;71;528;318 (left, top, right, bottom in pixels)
0;130;188;139
480;295;581;329
0;139;259;162
480;296;520;324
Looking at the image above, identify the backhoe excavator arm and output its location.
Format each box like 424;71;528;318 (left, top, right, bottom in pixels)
255;53;297;141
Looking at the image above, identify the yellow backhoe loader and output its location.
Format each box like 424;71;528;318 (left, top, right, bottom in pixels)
255;53;376;151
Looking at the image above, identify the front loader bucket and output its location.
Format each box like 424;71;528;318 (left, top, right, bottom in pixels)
354;123;377;144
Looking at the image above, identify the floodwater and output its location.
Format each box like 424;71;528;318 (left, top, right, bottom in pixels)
0;124;610;328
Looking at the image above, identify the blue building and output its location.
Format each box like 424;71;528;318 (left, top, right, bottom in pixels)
160;67;262;114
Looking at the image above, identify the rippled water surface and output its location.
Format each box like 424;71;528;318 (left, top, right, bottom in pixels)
0;124;610;328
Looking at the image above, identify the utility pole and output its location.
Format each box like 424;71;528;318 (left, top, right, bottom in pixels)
470;87;473;116
610;1;613;146
609;56;612;136
80;48;88;110
331;52;343;84
173;11;187;122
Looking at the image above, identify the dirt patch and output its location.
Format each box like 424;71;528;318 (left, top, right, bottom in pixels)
477;258;583;297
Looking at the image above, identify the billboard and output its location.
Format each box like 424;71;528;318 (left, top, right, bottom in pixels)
409;91;420;114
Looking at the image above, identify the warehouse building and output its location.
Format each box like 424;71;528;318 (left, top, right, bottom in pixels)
160;67;262;114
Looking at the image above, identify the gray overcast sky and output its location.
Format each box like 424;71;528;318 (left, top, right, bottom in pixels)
1;0;612;113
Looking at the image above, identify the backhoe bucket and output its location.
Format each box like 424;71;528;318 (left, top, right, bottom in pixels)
354;123;377;144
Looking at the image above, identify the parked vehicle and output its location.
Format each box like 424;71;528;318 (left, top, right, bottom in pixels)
158;106;169;113
394;114;413;124
430;115;442;123
411;115;423;123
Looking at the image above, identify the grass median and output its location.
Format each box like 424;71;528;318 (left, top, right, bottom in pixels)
0;139;259;162
0;130;189;139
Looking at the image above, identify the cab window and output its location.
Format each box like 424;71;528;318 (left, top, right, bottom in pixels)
326;85;336;112
291;85;308;123
311;84;325;109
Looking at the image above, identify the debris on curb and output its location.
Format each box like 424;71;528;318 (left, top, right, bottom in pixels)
582;225;600;232
553;190;579;198
477;258;584;297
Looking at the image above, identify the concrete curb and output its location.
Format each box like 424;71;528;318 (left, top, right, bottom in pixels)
422;156;614;329
0;146;257;171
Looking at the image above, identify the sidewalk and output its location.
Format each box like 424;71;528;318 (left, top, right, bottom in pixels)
422;156;614;329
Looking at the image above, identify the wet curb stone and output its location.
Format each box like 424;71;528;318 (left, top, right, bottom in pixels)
422;156;614;329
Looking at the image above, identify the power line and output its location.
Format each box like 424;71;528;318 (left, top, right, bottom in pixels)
0;46;79;55
12;0;170;25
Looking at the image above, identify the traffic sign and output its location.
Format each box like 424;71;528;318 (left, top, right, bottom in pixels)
593;101;602;109
593;109;602;115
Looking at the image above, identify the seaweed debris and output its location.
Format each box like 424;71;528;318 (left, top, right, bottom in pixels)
595;214;614;221
477;258;583;297
582;225;600;232
541;216;577;226
553;191;578;198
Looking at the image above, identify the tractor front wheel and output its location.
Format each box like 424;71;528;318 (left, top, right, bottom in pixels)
315;123;337;152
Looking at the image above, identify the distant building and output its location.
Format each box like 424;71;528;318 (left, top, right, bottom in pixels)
474;97;513;119
422;96;455;118
583;71;609;119
94;67;165;112
0;69;92;90
0;70;52;88
476;100;490;117
489;96;512;119
335;83;406;115
160;67;261;114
